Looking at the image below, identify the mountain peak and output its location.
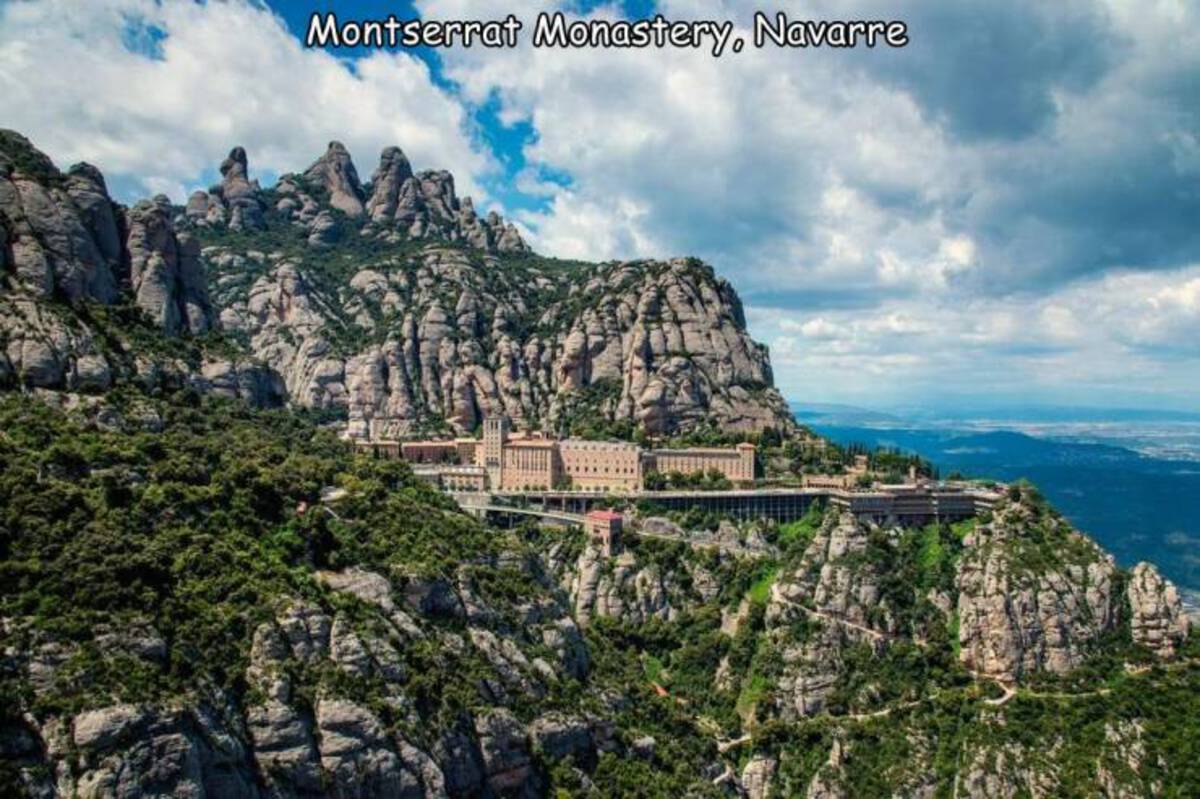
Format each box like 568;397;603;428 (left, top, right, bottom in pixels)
0;128;60;182
303;140;364;217
218;146;249;180
365;146;415;222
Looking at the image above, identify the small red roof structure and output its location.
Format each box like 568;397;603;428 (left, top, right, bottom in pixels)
585;510;623;557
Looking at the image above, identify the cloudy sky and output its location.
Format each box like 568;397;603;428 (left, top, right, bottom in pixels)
2;0;1197;413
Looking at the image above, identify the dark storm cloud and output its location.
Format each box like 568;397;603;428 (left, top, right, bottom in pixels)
973;141;1200;290
860;0;1122;141
792;0;1200;293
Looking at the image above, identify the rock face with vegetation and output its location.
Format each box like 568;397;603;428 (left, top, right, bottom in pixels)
489;493;1195;797
955;495;1122;683
1127;561;1190;658
0;396;626;797
0;130;791;437
1;387;1197;799
1;131;221;391
2;127;1199;797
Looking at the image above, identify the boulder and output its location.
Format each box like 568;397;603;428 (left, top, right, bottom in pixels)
1128;562;1189;658
528;713;594;767
473;709;532;794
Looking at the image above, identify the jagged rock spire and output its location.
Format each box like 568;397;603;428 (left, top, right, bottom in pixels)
360;143;529;254
303;141;364;217
365;146;414;222
217;146;265;231
219;146;249;180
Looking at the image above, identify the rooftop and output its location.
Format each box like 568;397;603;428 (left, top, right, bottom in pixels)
649;446;752;455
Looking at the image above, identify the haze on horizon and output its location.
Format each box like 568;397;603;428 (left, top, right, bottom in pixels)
1;0;1196;413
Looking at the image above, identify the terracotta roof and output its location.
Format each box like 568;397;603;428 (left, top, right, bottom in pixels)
587;510;623;521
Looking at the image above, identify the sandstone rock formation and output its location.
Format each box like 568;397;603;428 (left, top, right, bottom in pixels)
125;196;216;335
2;131;790;436
304;140;366;217
1;561;604;798
955;494;1120;682
0;130;119;303
366;145;416;221
765;511;895;718
0;129;218;336
1127;561;1189;658
742;754;778;799
362;145;529;253
185;145;267;231
206;243;792;436
549;542;675;625
1;131;219;388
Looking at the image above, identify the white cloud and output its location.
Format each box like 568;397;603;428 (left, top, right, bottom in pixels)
754;264;1200;407
418;0;1198;409
0;0;492;203
3;0;1195;410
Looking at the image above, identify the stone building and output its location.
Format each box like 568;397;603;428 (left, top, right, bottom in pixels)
410;464;489;492
501;438;560;490
585;510;623;557
829;483;1003;526
355;439;401;459
355;438;478;464
399;439;479;464
481;416;510;488
644;443;756;485
558;440;642;491
358;415;758;492
802;454;871;490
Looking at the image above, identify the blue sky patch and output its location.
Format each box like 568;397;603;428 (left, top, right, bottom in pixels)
120;14;168;61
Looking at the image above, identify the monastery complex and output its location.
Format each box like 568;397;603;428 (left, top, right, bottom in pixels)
354;415;756;492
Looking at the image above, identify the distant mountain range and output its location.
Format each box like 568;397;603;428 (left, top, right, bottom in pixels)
796;401;1200;426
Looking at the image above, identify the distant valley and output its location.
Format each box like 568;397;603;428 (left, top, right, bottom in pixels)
796;404;1200;596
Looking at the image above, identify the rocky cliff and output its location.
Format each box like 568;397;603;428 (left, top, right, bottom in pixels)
4;561;604;798
954;494;1122;682
208;245;788;437
2;369;1197;798
525;494;1196;797
0;131;230;394
1;130;792;437
0;397;624;798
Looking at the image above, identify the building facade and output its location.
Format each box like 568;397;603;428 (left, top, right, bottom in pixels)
828;484;1003;526
644;444;756;485
559;440;642;491
398;439;479;464
501;439;560;490
410;464;489;492
357;415;758;492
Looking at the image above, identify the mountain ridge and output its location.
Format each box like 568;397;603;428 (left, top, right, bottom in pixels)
0;130;794;437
